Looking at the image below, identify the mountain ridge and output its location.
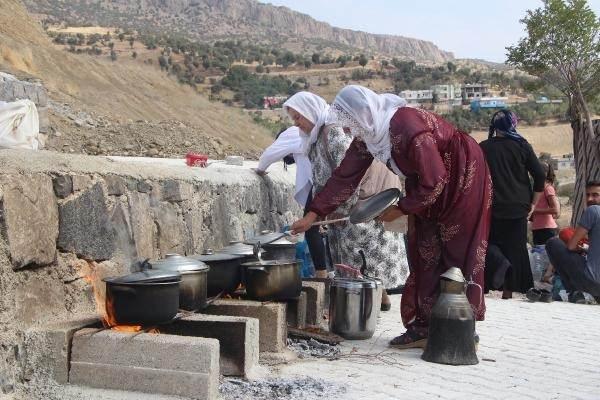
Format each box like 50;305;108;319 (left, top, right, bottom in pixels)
24;0;454;64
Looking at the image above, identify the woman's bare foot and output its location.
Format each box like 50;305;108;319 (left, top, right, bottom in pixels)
381;290;391;311
315;269;328;279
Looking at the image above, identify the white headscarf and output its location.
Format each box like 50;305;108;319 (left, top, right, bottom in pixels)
330;85;407;162
283;92;330;154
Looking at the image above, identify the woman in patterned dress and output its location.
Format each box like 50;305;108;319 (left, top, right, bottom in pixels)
291;85;492;348
284;91;409;309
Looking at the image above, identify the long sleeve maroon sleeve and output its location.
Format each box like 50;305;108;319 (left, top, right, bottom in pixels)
309;138;374;217
396;132;448;216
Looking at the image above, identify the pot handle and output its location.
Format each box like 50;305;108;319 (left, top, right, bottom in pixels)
246;266;269;274
252;241;261;259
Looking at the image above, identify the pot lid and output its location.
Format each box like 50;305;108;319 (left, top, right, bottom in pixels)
218;241;262;256
331;277;380;289
244;231;287;246
150;253;209;273
104;270;181;284
190;249;244;262
348;188;402;224
241;259;298;267
440;267;465;282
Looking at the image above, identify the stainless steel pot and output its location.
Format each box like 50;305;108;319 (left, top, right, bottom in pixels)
149;254;209;311
245;231;296;261
217;240;264;262
242;259;302;301
329;277;382;340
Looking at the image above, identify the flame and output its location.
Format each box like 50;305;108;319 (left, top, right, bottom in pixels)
76;260;143;332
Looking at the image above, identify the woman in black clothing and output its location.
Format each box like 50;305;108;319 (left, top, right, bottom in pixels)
480;110;545;298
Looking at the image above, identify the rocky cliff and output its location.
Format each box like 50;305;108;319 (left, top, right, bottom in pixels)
25;0;454;63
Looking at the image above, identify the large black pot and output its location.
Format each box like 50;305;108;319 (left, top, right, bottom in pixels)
103;270;180;326
149;254;209;311
242;259;302;301
190;250;244;296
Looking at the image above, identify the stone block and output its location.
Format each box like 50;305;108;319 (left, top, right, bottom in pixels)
286;291;307;329
302;281;327;328
154;202;185;256
24;317;98;384
71;175;93;192
58;183;115;260
163;314;259;377
205;299;287;353
137;179;153;193
0;174;58;268
127;191;155;259
52;175;73;198
161;180;191;202
37;106;49;133
70;330;219;399
104;175;127;196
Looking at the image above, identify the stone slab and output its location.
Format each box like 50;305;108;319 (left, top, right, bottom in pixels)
0;174;58;268
204;299;287;353
286;291;307;329
57;183;115;260
52;175;73;199
302;281;327;328
164;314;259;377
70;330;219;399
24;317;99;384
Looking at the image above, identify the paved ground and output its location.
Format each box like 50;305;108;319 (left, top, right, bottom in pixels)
277;294;600;400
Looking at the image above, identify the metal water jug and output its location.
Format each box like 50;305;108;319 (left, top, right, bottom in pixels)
421;267;478;365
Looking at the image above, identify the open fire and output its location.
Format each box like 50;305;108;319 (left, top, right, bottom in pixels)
76;260;157;333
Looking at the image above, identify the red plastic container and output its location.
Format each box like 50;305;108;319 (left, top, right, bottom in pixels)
185;152;208;167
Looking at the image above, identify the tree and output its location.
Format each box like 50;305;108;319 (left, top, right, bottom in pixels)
110;50;117;62
311;53;320;64
129;37;135;48
447;61;457;74
359;54;368;68
304;59;312;69
132;51;137;59
507;0;600;223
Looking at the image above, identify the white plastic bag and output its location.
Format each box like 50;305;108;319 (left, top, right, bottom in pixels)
0;99;40;150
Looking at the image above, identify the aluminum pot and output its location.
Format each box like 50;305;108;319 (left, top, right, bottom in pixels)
329;277;382;340
242;259;302;301
217;240;264;262
149;254;209;311
190;250;244;296
103;270;181;325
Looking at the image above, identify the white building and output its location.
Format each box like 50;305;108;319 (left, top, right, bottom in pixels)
399;89;433;104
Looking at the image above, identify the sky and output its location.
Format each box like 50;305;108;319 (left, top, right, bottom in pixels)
258;0;600;63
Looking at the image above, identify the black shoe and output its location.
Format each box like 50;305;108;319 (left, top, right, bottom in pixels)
381;303;392;312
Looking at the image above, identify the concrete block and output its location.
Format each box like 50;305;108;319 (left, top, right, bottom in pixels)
286;291;307;329
24;317;98;384
164;314;259;377
57;183;115;260
0;174;58;268
205;299;287;353
302;281;327;328
70;330;220;399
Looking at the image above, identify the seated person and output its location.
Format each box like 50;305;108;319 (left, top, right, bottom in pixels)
546;181;600;302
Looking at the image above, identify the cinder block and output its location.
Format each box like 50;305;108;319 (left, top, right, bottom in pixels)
24;317;99;384
164;314;259;377
286;291;307;329
70;330;219;399
302;281;327;328
205;299;287;353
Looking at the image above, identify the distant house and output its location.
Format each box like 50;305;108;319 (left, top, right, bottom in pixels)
263;96;288;109
470;97;508;111
431;84;462;103
535;96;564;104
399;89;433;104
551;155;575;170
461;83;491;99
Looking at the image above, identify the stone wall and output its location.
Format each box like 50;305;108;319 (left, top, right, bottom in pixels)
0;72;49;133
0;149;301;397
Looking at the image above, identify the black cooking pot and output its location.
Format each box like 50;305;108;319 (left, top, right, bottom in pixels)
190;250;244;296
103;270;181;326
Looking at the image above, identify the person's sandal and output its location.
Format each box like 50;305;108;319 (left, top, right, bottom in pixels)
526;288;541;302
389;330;427;349
381;302;392;312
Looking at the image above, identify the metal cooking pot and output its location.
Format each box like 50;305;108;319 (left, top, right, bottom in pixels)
245;231;296;261
190;249;244;296
242;259;302;301
217;240;264;262
149;254;209;311
329;277;382;340
103;270;181;326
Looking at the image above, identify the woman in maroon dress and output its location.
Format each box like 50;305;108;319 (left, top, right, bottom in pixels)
291;85;492;348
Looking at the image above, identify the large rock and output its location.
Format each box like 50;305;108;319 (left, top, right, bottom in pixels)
0;174;58;269
57;183;115;260
154;202;186;257
127;192;155;259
